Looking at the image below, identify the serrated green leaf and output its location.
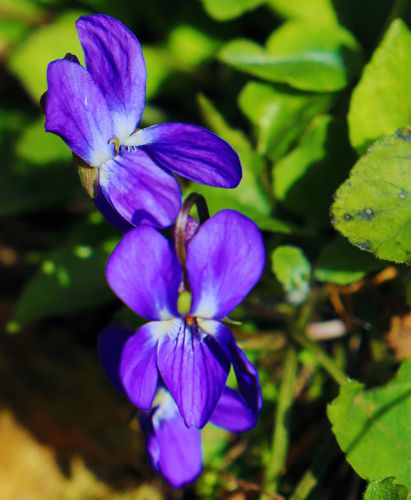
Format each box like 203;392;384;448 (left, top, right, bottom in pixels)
328;360;411;488
238;81;332;159
332;131;411;263
220;21;363;92
314;237;383;285
267;0;338;26
201;0;266;21
272;245;311;303
8;11;86;103
363;478;410;500
273;115;354;225
349;20;411;152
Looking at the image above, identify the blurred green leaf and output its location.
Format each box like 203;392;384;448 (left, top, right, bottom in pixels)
332;131;411;263
363;478;410;500
0;19;30;56
13;217;118;327
202;425;230;466
349;20;411;152
201;0;266;21
0;0;44;23
238;81;331;159
273;115;354;225
220;21;363;91
15;117;70;167
268;0;338;25
167;25;219;69
314;237;383;286
8;11;86;103
272;245;311;304
328;360;411;489
143;45;174;100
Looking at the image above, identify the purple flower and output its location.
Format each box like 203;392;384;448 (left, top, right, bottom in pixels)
105;209;265;428
45;14;241;229
99;326;259;488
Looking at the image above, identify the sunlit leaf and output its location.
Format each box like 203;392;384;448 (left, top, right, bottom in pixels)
272;245;311;304
201;0;266;21
363;478;410;500
268;0;338;26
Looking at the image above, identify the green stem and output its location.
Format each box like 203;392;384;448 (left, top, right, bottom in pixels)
289;329;348;387
262;345;298;497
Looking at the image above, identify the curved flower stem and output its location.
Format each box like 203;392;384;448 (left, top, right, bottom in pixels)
174;192;209;289
262;344;298;498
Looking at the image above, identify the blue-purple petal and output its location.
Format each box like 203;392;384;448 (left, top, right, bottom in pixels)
142;392;202;487
98;326;130;394
124;123;242;187
106;227;182;320
76;14;146;142
210;387;257;432
45;59;114;166
187;210;265;319
93;187;133;233
120;322;160;410
99;150;181;228
157;319;230;428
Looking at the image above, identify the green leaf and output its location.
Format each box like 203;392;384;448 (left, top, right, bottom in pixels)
238;81;332;160
332;131;411;263
314;237;383;286
219;21;363;92
201;0;266;21
272;245;311;303
328;360;411;489
273;115;354;225
167;25;219;69
267;0;338;26
363;478;410;500
8;11;86;103
349;20;411;152
143;45;174;100
13;217;117;327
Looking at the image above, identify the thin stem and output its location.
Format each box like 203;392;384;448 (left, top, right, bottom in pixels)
262;345;298;497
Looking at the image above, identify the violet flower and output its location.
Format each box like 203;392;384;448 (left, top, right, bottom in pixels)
99;326;259;488
106;209;265;428
45;14;241;228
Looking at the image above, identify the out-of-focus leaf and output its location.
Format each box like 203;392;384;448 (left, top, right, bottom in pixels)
202;425;230;466
13;217;118;327
314;237;382;286
0;0;44;23
167;25;219;69
268;0;338;26
15;117;70;167
0;19;30;57
363;478;410;500
273;115;354;225
332;131;411;263
386;313;411;361
219;21;363;92
272;245;311;304
144;45;174;100
349;20;411;152
328;360;411;489
8;11;86;103
201;0;266;21
239;81;332;159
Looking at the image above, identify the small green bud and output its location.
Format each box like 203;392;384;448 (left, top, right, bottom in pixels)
177;290;192;315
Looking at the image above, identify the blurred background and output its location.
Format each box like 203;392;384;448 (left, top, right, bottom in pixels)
1;0;411;498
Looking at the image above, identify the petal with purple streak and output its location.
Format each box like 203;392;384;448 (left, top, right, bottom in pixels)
100;150;181;228
210;387;257;432
76;14;146;142
106;227;182;320
124;123;242;187
45;59;114;166
187;210;265;319
157;319;230;428
142;391;202;488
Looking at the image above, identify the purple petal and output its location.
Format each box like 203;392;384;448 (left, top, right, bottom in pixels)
45;59;114;166
76;14;146;142
98;326;130;394
187;210;265;319
93;186;133;233
125;123;242;187
100;150;182;228
120;322;161;410
202;320;262;415
106;227;182;320
143;392;202;487
157;319;230;428
210;387;257;432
